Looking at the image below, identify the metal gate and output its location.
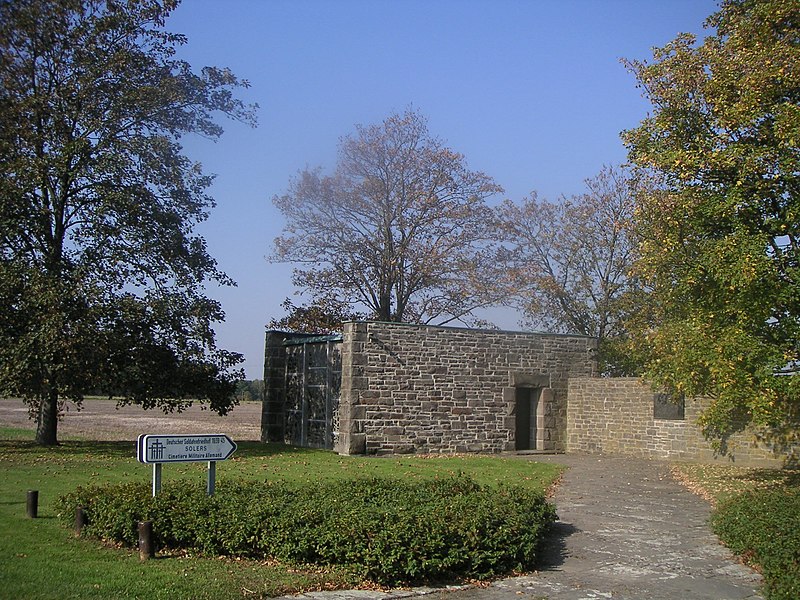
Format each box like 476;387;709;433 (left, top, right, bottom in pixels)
284;336;342;449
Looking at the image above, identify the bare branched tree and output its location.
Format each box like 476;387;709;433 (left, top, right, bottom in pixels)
271;109;505;326
497;165;643;371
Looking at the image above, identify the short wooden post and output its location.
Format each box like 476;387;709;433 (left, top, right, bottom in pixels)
26;490;38;518
138;520;154;560
75;506;87;535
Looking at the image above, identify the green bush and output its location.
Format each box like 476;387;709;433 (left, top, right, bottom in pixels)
56;476;556;586
711;487;800;600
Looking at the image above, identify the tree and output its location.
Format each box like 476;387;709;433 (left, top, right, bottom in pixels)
268;297;366;334
271;108;505;326
496;165;643;374
0;0;257;444
234;379;264;403
622;0;799;454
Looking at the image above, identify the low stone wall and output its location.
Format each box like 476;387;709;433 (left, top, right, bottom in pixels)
566;377;785;466
335;321;597;455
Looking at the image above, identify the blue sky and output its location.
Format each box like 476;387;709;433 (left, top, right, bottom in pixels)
166;0;719;378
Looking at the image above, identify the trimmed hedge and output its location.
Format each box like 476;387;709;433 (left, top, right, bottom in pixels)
711;487;800;600
56;476;556;586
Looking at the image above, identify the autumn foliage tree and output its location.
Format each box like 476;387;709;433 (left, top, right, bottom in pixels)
268;297;366;334
497;166;643;374
271;109;505;326
623;0;799;454
0;0;256;444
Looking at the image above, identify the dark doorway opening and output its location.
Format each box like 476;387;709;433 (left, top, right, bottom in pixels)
515;387;541;450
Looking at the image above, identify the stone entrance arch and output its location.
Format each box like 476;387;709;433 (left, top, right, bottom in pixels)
506;372;557;452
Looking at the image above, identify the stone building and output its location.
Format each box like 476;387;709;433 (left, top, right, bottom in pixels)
262;321;597;455
261;321;786;466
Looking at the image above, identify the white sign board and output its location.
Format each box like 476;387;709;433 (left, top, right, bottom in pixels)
137;434;237;464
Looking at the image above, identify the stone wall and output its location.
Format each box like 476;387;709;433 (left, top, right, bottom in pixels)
566;377;785;466
335;321;597;455
261;330;294;443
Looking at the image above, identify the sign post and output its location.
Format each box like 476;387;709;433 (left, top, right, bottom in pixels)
137;434;236;496
152;463;162;496
207;461;216;496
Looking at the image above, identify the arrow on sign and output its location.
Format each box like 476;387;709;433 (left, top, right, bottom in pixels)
137;434;237;464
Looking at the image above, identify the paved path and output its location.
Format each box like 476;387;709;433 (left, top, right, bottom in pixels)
279;454;764;600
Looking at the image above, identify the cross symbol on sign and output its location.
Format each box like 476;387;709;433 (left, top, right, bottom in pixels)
150;439;165;461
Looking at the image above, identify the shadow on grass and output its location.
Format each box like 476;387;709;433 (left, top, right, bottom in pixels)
0;439;138;459
0;438;320;461
731;466;800;488
234;441;314;458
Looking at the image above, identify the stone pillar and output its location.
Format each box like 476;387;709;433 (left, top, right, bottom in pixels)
539;387;557;451
335;322;369;455
502;387;516;451
261;330;291;443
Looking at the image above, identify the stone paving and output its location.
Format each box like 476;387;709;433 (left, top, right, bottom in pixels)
277;454;764;600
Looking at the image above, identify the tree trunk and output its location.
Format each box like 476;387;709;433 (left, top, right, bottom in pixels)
35;389;59;446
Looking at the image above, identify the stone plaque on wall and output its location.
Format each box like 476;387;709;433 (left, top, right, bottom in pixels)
653;392;685;420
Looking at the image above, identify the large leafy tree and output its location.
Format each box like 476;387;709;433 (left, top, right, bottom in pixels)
271;108;505;326
0;0;257;444
496;165;643;374
623;0;799;453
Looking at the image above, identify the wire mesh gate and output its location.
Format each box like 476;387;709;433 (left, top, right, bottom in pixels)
283;336;342;449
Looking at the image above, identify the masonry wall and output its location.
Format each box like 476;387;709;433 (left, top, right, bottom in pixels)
335;321;597;455
566;377;785;467
261;330;292;443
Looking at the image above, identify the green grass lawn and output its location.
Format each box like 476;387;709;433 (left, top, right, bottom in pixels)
671;462;799;506
0;428;562;599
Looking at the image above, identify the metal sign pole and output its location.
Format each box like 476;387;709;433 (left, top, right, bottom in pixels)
207;461;216;496
152;463;162;497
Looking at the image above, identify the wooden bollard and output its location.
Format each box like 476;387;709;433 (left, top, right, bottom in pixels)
26;490;38;518
138;520;154;560
75;506;87;535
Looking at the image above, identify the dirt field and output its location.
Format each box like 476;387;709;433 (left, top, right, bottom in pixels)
0;397;262;441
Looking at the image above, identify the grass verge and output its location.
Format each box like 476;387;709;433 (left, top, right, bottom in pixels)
0;431;561;599
672;462;800;600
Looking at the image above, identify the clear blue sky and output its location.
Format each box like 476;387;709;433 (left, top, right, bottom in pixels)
165;0;719;379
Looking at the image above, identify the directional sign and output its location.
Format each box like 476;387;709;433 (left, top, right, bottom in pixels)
137;434;237;464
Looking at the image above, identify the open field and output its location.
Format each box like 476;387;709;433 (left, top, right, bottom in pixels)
0;397;262;441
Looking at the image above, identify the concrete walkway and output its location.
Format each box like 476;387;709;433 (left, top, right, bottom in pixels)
278;454;764;600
